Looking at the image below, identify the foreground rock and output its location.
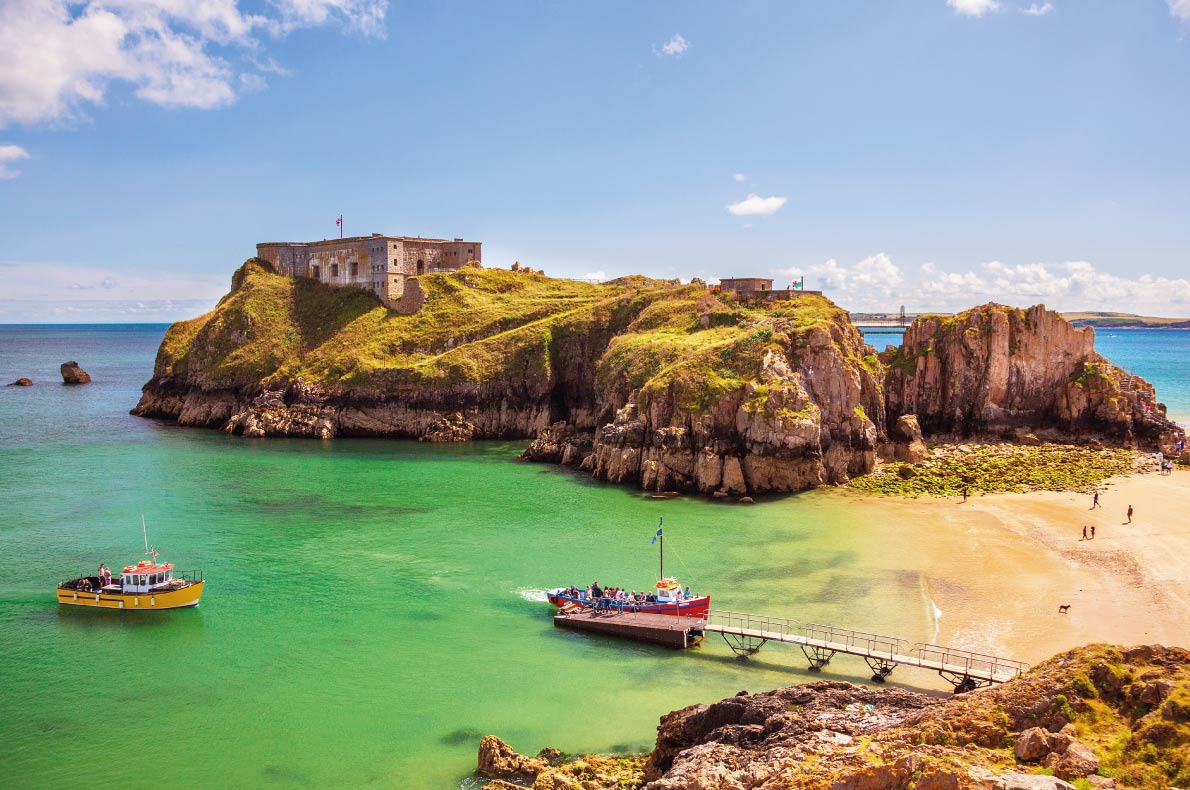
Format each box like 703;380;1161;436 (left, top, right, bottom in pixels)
477;644;1189;790
60;361;91;384
7;377;32;386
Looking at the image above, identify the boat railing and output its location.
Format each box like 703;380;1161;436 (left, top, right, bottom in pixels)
173;569;204;583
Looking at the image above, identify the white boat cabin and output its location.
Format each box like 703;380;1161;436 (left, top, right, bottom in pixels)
120;561;176;594
654;577;686;603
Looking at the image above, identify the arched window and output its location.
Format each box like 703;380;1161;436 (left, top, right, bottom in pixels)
416;259;425;275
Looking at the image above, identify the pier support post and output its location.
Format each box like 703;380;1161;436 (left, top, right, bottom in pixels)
939;671;989;694
864;657;896;682
800;645;835;672
720;632;768;658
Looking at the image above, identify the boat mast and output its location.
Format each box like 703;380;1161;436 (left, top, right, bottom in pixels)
142;514;149;555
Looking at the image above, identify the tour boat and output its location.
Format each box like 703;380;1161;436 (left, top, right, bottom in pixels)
58;557;204;610
57;522;204;610
547;517;710;617
548;577;710;617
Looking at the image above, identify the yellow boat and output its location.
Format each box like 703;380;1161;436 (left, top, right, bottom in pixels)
57;557;204;610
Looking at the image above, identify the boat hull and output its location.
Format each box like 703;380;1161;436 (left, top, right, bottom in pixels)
57;581;204;610
547;590;709;618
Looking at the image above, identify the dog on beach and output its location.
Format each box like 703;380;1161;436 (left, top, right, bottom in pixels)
1058;604;1071;614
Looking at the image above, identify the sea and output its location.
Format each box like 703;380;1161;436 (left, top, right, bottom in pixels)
1;325;1187;789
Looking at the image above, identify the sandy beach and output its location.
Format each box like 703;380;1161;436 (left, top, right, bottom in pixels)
841;467;1190;666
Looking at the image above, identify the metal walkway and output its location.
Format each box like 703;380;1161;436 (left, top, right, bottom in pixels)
699;610;1028;692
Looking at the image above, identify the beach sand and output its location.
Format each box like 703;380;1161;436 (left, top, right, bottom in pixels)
842;467;1190;666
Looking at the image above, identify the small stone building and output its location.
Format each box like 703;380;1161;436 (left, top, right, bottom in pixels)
256;233;481;307
718;277;774;297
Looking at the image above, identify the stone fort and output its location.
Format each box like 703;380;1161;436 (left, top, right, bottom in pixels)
256;233;481;308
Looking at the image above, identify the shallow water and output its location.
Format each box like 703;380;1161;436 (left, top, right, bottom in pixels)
0;325;1186;788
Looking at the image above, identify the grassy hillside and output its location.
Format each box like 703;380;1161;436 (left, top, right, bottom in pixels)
153;260;855;405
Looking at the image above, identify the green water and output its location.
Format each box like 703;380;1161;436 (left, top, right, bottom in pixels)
0;327;978;787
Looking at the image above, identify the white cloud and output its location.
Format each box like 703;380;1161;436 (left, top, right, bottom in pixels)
0;260;227;302
0;0;388;130
1171;0;1190;21
582;271;607;281
733;172;747;182
657;33;689;57
726;193;787;217
947;0;1000;17
1022;2;1054;16
774;254;1190;315
0;144;31;178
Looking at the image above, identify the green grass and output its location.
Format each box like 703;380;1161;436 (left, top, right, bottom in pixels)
154;261;859;408
849;444;1136;496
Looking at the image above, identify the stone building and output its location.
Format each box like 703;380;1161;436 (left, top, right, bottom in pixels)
255;233;481;307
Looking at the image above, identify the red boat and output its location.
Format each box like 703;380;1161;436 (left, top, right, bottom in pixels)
548;577;710;617
548;518;708;617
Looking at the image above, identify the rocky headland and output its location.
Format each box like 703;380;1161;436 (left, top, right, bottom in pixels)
475;644;1189;790
133;261;1181;496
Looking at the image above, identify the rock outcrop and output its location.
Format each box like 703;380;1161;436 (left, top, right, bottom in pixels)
7;377;32;386
884;304;1168;446
60;361;91;384
133;260;885;494
476;644;1189;790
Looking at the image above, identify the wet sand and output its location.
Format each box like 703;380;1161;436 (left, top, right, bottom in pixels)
840;468;1190;665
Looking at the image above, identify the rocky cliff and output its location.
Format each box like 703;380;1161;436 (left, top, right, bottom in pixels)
884;304;1170;445
476;643;1190;790
133;260;885;494
134;265;1175;495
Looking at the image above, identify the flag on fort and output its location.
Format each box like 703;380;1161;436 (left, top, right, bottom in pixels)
652;516;663;544
335;216;342;227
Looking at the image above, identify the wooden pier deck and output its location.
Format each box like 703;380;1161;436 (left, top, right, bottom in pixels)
553;607;1027;693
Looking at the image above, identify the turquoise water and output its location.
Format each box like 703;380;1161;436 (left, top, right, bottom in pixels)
864;327;1190;426
1;325;1187;788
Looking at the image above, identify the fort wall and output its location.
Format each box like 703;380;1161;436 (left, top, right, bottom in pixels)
255;233;481;308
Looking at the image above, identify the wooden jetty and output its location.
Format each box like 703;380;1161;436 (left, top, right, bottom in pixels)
553;607;1027;693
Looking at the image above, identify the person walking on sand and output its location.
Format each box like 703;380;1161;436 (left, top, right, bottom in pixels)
962;486;969;502
1081;525;1087;540
1091;525;1096;539
1127;505;1133;524
1091;491;1101;509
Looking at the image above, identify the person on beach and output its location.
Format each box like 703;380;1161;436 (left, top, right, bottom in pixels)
1081;525;1087;540
962;487;969;502
1091;525;1096;539
1092;491;1101;509
1127;505;1134;524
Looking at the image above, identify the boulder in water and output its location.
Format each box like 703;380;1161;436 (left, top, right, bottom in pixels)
61;362;92;384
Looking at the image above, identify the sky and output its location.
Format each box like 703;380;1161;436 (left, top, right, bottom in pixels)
1;0;1190;322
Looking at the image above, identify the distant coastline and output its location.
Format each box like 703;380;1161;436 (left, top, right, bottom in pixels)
1059;311;1190;329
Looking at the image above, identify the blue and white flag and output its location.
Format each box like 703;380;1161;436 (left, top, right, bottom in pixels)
652;516;663;544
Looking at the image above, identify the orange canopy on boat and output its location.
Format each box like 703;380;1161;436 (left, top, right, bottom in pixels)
121;560;174;574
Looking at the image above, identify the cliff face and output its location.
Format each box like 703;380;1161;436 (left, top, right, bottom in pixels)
883;304;1171;445
133;261;884;493
478;643;1190;790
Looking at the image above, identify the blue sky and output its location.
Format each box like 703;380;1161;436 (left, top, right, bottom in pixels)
2;0;1189;321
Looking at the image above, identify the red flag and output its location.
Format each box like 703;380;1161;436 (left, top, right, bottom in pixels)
335;216;342;226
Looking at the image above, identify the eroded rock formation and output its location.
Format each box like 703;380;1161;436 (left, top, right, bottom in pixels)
884;304;1170;446
60;361;91;384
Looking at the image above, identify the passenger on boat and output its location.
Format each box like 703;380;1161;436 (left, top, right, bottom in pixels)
80;577;91;592
684;586;692;599
103;565;112;587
